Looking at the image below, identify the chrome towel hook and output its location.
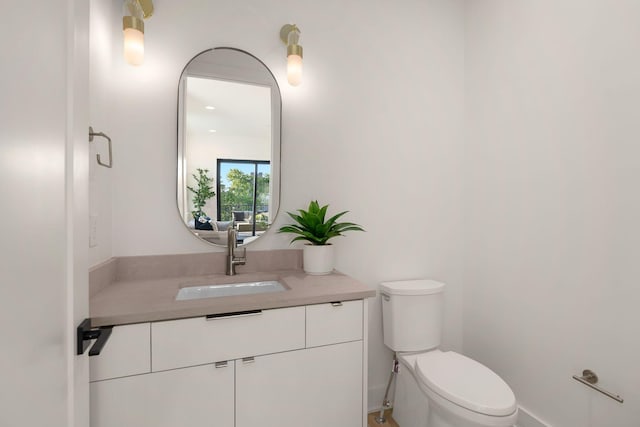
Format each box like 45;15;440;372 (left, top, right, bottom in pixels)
89;126;113;168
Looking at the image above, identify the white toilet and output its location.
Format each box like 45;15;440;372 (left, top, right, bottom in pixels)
380;279;518;427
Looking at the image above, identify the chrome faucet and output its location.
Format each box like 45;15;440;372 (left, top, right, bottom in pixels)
226;228;246;275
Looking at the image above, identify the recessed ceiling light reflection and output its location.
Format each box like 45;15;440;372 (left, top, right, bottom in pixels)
208;129;217;133
205;106;216;110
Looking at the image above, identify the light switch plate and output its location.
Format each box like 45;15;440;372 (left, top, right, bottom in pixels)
89;214;98;247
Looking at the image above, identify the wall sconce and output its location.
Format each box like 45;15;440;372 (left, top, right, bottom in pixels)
123;0;154;66
280;24;303;86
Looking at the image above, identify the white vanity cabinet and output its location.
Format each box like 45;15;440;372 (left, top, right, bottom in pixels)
150;306;306;371
89;300;367;427
89;322;150;381
236;340;363;427
91;361;235;427
237;300;364;427
89;323;235;427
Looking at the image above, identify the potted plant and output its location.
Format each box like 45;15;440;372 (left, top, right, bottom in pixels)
278;200;364;275
187;168;216;230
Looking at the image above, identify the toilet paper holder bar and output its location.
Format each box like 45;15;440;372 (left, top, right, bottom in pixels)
572;369;624;403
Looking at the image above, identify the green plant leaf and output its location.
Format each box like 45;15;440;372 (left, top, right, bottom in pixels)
187;168;216;218
277;200;364;245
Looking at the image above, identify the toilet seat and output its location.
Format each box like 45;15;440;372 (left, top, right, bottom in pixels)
414;350;517;417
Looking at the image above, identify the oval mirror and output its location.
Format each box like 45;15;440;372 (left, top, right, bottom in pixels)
177;48;281;247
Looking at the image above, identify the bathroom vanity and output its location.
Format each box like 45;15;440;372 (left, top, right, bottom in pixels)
88;251;374;427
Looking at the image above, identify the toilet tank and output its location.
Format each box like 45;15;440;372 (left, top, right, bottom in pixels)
380;279;445;352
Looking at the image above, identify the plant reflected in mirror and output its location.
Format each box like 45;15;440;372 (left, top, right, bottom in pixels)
187;168;215;230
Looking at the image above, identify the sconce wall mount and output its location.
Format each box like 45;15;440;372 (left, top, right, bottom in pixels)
123;15;144;33
280;24;303;58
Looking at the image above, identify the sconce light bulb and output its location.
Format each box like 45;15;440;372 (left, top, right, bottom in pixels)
123;27;144;66
287;54;303;86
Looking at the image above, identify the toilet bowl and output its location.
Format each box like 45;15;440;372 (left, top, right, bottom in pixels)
394;351;517;427
380;280;518;427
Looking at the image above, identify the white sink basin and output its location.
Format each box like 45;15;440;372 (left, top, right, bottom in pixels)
176;280;286;301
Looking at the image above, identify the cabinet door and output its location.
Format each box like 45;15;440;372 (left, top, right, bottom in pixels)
90;323;150;381
236;341;363;427
306;300;363;347
90;362;234;427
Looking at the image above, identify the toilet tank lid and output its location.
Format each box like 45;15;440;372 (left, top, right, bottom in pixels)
380;279;445;296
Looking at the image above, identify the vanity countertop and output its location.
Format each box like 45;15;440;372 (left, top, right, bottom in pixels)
89;252;375;327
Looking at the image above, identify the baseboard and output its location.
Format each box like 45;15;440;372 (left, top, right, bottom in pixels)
369;390;552;427
517;405;552;427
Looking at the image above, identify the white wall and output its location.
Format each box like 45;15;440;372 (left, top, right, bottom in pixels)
90;0;465;407
89;0;116;266
464;2;640;426
0;0;90;426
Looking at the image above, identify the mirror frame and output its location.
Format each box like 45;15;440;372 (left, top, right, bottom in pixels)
176;47;282;247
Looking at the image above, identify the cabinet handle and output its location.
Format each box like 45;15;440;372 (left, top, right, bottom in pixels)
242;357;255;364
331;301;343;307
215;361;229;368
206;309;263;320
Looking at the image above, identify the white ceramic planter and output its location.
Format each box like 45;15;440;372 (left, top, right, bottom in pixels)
302;244;334;275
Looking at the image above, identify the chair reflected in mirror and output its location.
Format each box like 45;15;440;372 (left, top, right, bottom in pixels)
232;211;246;223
